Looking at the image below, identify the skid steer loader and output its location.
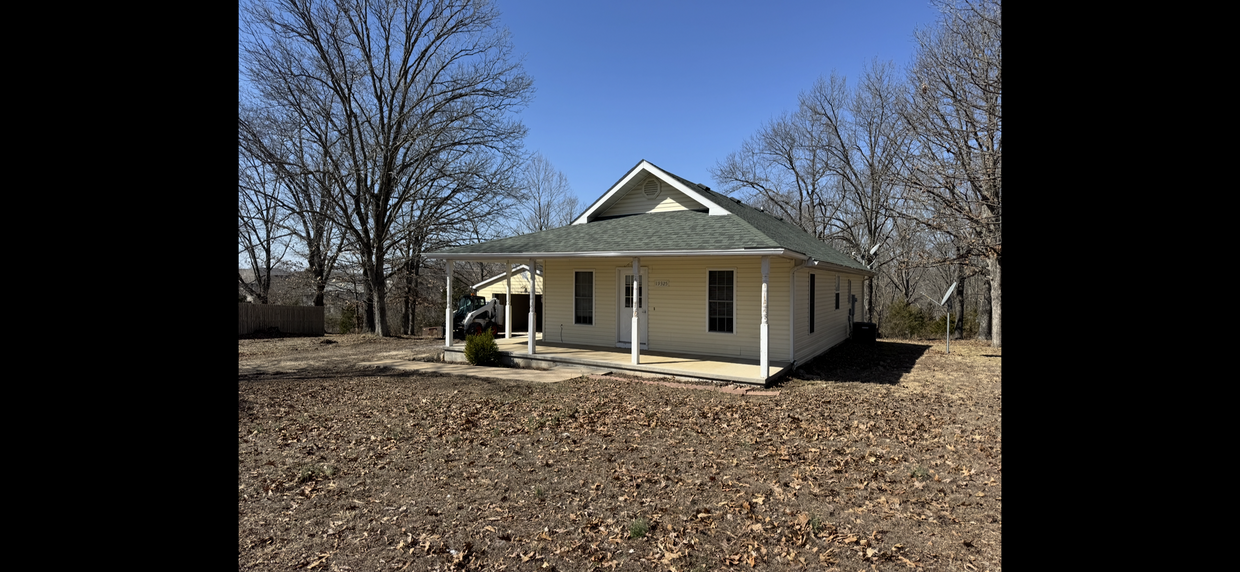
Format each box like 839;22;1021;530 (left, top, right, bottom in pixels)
452;294;504;338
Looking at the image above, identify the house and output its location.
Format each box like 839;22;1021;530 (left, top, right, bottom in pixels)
426;160;874;384
472;264;543;333
238;268;300;304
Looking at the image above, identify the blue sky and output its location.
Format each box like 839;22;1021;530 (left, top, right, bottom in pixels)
497;0;942;210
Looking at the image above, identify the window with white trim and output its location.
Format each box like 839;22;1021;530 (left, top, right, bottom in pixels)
835;275;840;310
708;270;734;333
574;271;593;325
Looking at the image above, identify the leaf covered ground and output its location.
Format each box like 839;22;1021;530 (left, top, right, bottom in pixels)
239;336;1000;571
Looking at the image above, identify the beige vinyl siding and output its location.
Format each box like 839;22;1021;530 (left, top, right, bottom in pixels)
475;269;541;300
543;257;791;359
543;259;616;347
793;270;865;362
596;176;705;218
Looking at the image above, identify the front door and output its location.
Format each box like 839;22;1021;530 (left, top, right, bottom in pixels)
617;267;648;348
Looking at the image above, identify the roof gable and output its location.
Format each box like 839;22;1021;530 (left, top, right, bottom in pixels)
573;160;729;224
471;264;541;290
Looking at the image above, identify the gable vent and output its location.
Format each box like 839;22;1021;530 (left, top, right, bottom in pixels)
642;178;660;199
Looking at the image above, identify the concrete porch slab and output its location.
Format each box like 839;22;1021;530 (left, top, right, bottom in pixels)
442;333;791;386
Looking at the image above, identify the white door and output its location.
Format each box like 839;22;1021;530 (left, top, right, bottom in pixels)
617;268;648;347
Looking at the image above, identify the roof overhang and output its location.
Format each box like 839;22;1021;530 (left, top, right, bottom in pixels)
804;259;877;277
427;248;800;261
572;160;728;224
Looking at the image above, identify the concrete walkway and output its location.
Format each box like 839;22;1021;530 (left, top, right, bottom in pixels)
356;358;605;383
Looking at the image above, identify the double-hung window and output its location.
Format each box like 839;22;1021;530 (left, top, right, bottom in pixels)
708;270;734;333
574;271;593;325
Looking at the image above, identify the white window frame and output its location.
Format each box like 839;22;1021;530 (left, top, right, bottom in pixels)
705;267;737;334
573;270;594;326
835;275;840;310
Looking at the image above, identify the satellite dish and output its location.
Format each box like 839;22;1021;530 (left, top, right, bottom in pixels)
940;281;957;306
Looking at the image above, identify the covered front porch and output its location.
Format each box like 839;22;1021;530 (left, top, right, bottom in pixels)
443;333;793;385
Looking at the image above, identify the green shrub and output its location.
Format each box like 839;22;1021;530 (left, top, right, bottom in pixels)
629;518;649;539
883;297;927;339
882;297;979;339
339;304;357;334
464;329;500;366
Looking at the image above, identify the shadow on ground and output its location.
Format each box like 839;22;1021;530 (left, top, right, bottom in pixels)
784;339;931;385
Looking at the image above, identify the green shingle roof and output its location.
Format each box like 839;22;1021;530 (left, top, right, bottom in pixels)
429;162;870;274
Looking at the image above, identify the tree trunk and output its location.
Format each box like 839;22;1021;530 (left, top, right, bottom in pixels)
369;250;391;336
977;272;992;341
400;258;412;335
363;273;376;334
865;275;875;323
411;260;420;336
989;252;1001;347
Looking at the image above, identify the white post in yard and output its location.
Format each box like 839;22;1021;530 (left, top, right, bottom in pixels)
445;259;453;348
505;261;512;339
760;256;770;381
632;256;640;365
528;258;536;355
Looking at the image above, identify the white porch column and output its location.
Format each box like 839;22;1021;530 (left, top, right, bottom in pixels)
528;258;536;355
632;257;640;365
444;259;453;348
760;256;770;381
505;261;513;339
789;264;795;362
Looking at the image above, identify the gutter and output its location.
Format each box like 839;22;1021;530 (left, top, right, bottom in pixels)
804;258;877;277
425;248;797;261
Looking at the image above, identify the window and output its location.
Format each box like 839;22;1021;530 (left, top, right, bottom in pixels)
624;274;642;309
708;270;734;333
574;271;593;325
835;275;840;310
809;273;815;333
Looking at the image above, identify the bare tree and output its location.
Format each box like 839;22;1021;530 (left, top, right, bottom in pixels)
712;109;838;240
509;152;578;234
715;60;911;323
239;105;350;308
240;0;533;336
238;145;292;305
800;60;913;323
902;0;1001;346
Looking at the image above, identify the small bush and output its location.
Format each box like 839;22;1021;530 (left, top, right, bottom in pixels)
629;518;649;539
464;329;500;366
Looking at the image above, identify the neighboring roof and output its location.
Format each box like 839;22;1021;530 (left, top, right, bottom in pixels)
238;268;295;282
428;161;872;275
472;264;541;291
